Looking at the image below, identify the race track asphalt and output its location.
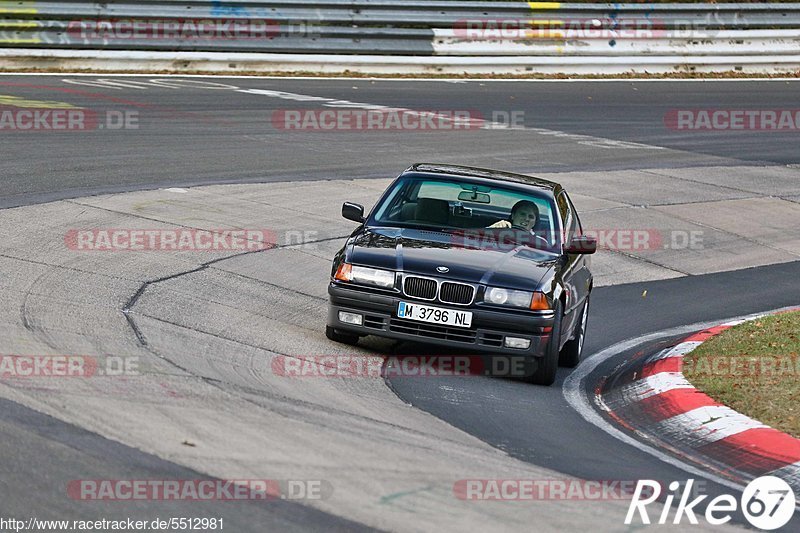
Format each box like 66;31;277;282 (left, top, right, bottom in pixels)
1;75;798;531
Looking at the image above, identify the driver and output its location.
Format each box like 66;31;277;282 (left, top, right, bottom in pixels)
489;200;539;231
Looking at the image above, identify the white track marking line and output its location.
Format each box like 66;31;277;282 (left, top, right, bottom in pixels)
234;88;663;150
58;78;664;150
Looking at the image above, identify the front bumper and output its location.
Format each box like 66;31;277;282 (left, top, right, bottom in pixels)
327;282;555;358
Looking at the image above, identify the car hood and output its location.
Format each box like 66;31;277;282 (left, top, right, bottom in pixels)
347;227;558;291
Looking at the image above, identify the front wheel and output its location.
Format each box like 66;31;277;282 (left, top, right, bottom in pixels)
527;300;562;386
559;295;589;368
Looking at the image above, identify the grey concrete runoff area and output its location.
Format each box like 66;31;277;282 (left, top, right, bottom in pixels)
1;169;798;530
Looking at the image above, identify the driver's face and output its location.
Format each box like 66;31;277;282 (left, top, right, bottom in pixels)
512;207;537;230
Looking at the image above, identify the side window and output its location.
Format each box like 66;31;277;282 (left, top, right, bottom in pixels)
556;191;576;244
566;193;582;235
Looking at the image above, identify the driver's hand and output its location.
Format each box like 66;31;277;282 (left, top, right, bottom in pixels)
488;220;512;228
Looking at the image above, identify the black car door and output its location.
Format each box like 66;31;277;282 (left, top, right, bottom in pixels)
557;191;592;342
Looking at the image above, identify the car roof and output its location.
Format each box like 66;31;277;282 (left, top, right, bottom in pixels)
402;163;561;195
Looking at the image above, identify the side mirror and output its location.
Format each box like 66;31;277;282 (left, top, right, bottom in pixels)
565;235;597;254
342;202;365;223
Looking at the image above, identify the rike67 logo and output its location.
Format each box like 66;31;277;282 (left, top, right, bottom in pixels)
626;476;796;530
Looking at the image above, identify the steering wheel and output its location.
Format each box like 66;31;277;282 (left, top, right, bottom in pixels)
510;225;550;248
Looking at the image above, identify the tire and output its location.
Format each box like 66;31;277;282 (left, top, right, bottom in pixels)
527;300;562;386
325;325;360;345
559;295;589;369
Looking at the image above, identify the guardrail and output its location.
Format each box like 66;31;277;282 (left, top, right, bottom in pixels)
1;1;799;73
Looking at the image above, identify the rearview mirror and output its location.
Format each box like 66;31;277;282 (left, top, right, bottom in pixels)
565;235;597;254
342;202;365;223
457;190;491;203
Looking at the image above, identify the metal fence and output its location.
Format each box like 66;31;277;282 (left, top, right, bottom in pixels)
1;1;799;72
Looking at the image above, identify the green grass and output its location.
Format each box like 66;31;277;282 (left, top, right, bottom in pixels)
683;311;800;438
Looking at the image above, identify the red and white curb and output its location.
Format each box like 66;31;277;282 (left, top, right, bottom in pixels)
598;311;800;494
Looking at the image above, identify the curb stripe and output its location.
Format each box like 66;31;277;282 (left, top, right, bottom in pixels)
639;357;681;378
698;428;800;476
616;372;693;402
601;387;719;428
652;341;702;360
629;388;721;424
651;405;767;446
601;307;800;487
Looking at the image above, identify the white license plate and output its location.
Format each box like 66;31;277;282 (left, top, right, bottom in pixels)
397;301;472;328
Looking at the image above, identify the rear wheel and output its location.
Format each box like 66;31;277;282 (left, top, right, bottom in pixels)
559;296;589;368
527;300;562;386
325;325;360;345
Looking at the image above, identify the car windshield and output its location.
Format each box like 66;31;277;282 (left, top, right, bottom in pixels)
370;176;560;248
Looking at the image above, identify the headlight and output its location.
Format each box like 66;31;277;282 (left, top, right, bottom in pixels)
484;287;550;310
485;287;533;308
353;266;395;288
335;263;395;289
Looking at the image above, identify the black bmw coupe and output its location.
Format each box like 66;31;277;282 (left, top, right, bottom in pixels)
326;163;597;385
